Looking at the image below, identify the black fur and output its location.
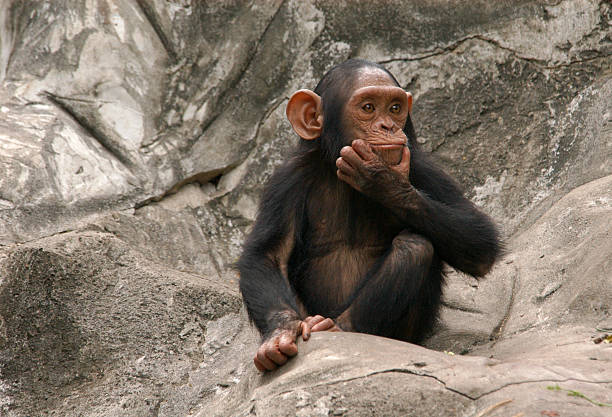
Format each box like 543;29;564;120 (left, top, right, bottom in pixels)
238;59;501;343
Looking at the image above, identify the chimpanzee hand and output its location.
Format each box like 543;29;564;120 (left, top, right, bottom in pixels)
254;315;342;372
336;139;412;201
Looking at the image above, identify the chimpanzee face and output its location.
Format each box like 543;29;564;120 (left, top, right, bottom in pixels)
342;69;412;165
286;67;413;166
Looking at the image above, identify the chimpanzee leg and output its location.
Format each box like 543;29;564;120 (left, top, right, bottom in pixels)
391;258;444;343
335;230;440;340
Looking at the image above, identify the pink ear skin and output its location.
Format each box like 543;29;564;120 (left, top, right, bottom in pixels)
286;89;323;140
406;91;413;114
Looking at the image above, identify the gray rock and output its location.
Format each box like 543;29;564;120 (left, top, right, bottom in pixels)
0;0;611;416
0;231;253;417
209;331;611;417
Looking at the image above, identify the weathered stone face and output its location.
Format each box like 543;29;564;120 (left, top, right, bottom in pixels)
0;1;610;416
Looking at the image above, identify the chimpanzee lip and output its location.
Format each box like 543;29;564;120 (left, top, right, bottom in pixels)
370;143;404;165
370;143;405;149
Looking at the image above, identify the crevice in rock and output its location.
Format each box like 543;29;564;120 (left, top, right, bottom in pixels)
270;369;612;407
197;95;289;204
542;53;612;69
475;377;612;400
378;33;611;69
175;95;288;208
218;0;287;100
535;281;562;303
271;367;476;402
135;0;176;61
167;169;228;195
240;0;287;79
208;173;223;188
0;196;15;208
489;265;519;342
472;35;548;66
186;0;287;150
441;300;483;315
251;96;287;146
365;368;476;401
8;227;81;248
136;87;286;212
0;2;16;83
473;34;612;69
378;34;485;64
134;167;233;209
207;246;225;282
45;92;137;172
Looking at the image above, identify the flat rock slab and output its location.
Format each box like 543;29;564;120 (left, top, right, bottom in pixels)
210;331;611;417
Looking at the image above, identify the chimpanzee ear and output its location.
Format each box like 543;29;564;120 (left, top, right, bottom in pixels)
406;92;413;114
286;89;323;140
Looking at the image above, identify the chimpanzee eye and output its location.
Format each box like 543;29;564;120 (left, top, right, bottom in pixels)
390;103;401;113
362;103;374;113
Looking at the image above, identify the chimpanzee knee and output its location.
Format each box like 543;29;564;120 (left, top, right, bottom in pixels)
391;231;434;267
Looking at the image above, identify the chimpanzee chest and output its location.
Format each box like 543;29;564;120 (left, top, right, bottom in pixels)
289;191;402;315
301;241;386;312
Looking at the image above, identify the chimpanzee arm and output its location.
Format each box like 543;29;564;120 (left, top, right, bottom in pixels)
338;141;502;277
237;164;302;338
239;162;341;371
396;148;502;276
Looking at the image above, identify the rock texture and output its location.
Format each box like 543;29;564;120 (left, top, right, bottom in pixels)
0;0;610;416
0;231;250;417
209;331;611;417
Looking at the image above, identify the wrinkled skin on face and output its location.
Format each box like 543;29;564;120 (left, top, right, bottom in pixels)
342;70;412;166
335;69;414;198
285;68;413;167
345;85;410;165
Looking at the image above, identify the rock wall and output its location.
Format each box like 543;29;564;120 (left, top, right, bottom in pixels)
0;1;610;416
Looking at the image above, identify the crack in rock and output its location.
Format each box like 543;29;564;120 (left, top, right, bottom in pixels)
378;33;611;69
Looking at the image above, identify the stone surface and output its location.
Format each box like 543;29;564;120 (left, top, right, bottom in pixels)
0;230;253;417
0;0;611;416
427;175;612;353
208;331;611;417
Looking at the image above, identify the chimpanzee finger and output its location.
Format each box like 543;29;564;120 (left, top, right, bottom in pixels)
339;146;364;169
337;157;360;182
300;320;310;340
337;170;361;192
304;315;326;326
266;344;288;366
351;139;376;161
302;315;327;338
311;317;335;332
254;357;267;372
256;348;277;371
278;332;299;356
393;146;411;175
336;157;358;178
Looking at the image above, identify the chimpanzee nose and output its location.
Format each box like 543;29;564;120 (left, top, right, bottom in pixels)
378;118;394;132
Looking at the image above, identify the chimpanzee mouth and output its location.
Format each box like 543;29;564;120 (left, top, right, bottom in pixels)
370;143;404;165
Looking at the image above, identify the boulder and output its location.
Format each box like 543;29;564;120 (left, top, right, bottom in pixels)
0;230;253;416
